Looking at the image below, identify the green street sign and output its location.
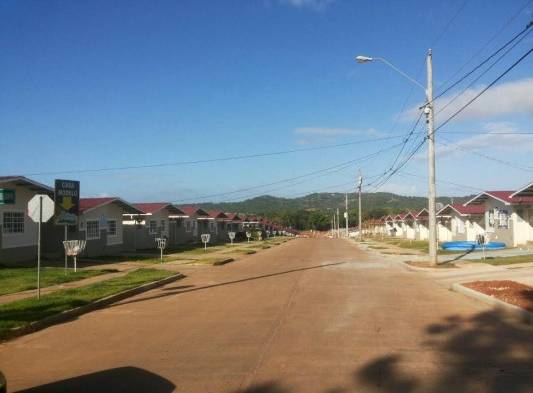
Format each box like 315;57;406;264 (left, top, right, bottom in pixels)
0;189;15;205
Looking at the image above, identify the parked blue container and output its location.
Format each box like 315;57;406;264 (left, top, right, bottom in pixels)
441;241;506;251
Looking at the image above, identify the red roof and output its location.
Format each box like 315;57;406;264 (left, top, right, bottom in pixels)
80;197;142;214
132;203;184;215
80;198;116;212
465;190;533;206
438;203;484;216
179;206;210;217
225;213;242;221
207;210;228;219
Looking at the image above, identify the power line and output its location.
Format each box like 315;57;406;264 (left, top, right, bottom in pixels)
436;26;531;117
436;0;532;93
434;20;532;101
434;47;533;134
21;134;406;177
437;138;533;173
174;141;405;203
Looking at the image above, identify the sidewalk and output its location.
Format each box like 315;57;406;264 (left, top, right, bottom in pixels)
0;267;137;305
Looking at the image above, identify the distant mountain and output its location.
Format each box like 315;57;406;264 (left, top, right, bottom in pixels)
198;192;474;215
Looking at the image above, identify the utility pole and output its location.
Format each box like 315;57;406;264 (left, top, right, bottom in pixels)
345;193;349;237
425;49;438;266
337;208;341;237
358;171;363;240
332;213;336;238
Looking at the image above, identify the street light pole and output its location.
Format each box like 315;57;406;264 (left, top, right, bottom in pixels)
355;51;438;265
358;171;363;241
345;193;349;237
426;49;438;265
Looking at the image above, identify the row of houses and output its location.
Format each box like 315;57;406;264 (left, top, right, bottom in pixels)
370;181;533;247
0;176;296;264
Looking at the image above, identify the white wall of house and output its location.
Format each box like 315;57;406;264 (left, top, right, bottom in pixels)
393;222;403;237
437;220;452;242
465;216;484;242
79;203;124;246
481;199;533;247
416;222;428;240
403;222;416;240
1;183;40;249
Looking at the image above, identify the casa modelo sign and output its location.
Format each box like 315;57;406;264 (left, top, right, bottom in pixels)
54;179;80;225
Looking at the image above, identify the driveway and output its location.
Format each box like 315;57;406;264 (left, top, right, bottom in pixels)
1;238;532;393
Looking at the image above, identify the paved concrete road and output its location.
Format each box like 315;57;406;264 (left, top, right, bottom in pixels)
1;238;532;393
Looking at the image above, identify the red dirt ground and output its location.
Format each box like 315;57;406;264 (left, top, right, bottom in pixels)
464;280;533;312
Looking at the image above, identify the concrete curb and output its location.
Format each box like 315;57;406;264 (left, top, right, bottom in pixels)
2;273;185;342
213;258;235;266
451;282;533;324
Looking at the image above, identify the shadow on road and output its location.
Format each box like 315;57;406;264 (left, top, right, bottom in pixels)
232;309;533;393
15;366;175;393
108;261;353;309
355;309;533;393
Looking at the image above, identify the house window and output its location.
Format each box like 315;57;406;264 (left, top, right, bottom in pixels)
161;219;166;233
3;211;24;234
186;220;191;232
107;220;117;236
486;210;495;232
149;220;157;234
210;222;215;232
498;210;509;229
86;220;100;240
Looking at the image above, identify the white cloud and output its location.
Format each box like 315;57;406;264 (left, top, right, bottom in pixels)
278;0;334;10
402;78;533;122
435;122;533;159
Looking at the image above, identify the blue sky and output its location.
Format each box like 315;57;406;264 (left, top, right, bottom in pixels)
1;0;532;203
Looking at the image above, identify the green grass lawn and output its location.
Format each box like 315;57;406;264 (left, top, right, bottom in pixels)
0;268;175;338
462;254;533;266
377;238;457;255
0;267;117;296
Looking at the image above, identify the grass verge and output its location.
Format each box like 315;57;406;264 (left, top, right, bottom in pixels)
0;268;175;338
462;254;533;266
0;267;117;296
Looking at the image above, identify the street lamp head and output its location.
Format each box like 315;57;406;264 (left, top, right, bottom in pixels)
355;55;373;63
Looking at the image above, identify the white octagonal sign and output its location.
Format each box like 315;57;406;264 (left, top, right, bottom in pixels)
28;194;55;223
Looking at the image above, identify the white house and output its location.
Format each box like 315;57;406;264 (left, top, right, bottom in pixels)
392;214;404;237
464;187;533;247
123;203;186;250
415;209;429;240
75;197;143;257
0;176;54;264
436;204;485;242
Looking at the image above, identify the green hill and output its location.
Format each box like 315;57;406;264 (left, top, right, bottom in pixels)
199;192;473;215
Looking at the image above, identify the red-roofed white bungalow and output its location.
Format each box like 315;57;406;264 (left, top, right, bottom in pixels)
0;176;54;264
436;204;484;242
392;214;405;237
72;197;143;257
400;212;417;240
465;186;533;247
414;209;429;240
123;203;186;250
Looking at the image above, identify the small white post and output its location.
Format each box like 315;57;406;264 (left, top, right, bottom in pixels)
37;196;42;300
64;225;68;274
74;255;78;272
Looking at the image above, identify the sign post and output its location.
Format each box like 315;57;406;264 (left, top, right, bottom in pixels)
200;233;211;251
28;194;54;299
246;231;251;243
228;231;235;245
54;180;80;272
155;238;167;262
